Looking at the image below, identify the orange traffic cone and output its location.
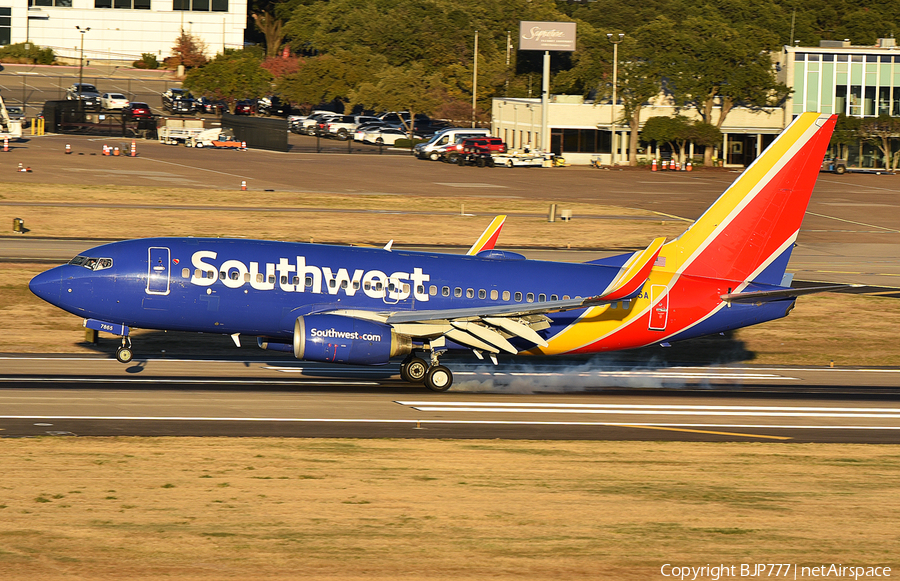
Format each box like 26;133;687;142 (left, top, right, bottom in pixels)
65;143;72;154
240;180;247;191
686;160;693;172
651;159;657;172
113;146;120;156
3;138;8;152
102;144;109;156
130;140;137;157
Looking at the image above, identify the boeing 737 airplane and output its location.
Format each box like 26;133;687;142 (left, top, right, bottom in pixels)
30;112;847;391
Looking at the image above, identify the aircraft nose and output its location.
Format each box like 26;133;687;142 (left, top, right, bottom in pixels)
29;268;62;305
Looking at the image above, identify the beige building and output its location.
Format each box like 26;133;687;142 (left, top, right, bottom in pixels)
492;95;785;166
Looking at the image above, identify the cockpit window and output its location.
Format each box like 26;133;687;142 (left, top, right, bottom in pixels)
68;255;113;271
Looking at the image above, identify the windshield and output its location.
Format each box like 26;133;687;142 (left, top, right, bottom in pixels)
68;256;113;271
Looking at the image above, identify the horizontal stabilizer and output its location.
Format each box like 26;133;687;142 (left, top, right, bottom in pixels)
721;284;860;304
600;237;666;301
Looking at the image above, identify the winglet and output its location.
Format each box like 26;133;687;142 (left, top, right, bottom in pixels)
599;237;666;301
466;215;507;256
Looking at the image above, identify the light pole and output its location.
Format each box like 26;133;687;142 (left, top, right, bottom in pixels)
76;26;90;102
606;32;624;164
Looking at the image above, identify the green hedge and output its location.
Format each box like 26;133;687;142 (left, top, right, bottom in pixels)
0;43;56;65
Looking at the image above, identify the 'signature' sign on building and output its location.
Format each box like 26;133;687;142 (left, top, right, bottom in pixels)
519;21;576;52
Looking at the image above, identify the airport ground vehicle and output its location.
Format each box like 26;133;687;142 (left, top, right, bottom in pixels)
457;137;507;167
414;128;492;160
0;94;23;139
158;118;205;145
189;127;242;148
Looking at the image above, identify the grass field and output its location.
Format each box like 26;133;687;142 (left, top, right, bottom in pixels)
1;438;898;580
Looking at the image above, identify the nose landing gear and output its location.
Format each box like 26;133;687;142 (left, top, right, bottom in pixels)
115;336;134;364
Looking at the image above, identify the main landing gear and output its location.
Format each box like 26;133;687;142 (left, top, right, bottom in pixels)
400;352;453;392
115;336;134;364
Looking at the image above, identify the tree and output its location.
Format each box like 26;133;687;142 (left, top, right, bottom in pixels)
858;115;900;169
276;49;387;110
640;115;692;163
348;63;446;135
830;114;860;160
183;50;274;113
684;121;723;164
171;32;209;70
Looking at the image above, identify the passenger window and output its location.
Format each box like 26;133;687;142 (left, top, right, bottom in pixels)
243;273;251;282
219;271;226;280
478;289;486;299
622;300;630;308
550;294;558;301
526;293;534;303
256;273;264;283
563;295;570;300
341;280;349;289
442;286;450;297
330;279;337;288
281;275;289;285
292;276;299;285
538;293;546;302
502;291;510;301
305;276;313;287
466;288;474;298
231;271;240;281
268;275;275;284
429;285;437;296
195;268;202;278
515;292;522;302
490;290;498;300
455;287;462;297
353;281;360;290
207;270;214;279
182;268;190;279
375;282;383;291
403;284;410;294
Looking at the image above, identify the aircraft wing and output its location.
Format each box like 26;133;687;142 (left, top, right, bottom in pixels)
371;237;667;353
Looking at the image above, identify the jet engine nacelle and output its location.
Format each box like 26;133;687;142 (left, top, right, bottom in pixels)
293;314;411;365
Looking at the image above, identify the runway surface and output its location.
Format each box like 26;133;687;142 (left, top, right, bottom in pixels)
2;357;899;443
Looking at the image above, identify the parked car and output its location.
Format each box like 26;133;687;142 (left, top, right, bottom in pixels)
65;83;102;110
258;96;290;117
162;88;197;114
300;112;340;135
234;99;257;115
362;127;421;146
124;102;153;119
196;97;226;115
457;136;507;167
415;127;492;160
5;106;24;122
100;92;130;110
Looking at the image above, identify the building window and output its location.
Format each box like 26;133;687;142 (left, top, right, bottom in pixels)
174;0;227;10
551;128;611;155
0;8;8;45
94;0;150;7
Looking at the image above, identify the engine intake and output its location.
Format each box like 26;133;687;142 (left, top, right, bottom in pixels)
293;314;411;365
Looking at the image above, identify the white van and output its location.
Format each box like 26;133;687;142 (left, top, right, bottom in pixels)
414;127;492;160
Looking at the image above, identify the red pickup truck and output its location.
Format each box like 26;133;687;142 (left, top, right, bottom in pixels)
456;137;507;167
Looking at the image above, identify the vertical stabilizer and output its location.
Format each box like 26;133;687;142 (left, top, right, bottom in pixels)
662;112;836;285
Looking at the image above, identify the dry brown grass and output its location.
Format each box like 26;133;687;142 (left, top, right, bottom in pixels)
2;183;680;249
1;438;898;580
